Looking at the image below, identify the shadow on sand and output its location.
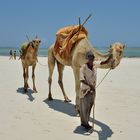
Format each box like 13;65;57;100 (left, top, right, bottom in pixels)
16;87;35;102
44;98;113;140
43;98;76;116
74;118;113;139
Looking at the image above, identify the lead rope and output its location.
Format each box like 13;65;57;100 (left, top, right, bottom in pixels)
96;68;111;89
90;68;111;133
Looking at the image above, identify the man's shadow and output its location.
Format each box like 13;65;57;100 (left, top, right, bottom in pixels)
44;99;113;140
74;118;113;139
16;87;35;102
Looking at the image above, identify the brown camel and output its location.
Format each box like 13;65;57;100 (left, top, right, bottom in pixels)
21;37;41;93
47;37;125;112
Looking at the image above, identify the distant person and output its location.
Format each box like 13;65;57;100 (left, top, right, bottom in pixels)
13;51;16;60
18;50;22;60
79;51;97;131
9;50;13;60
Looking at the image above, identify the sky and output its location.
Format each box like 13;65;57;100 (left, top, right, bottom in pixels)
0;0;140;48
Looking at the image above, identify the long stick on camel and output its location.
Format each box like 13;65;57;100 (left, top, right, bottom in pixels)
76;14;92;39
26;34;30;42
81;13;92;26
78;17;81;26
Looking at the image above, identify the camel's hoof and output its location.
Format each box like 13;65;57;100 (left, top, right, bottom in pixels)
33;90;38;93
64;98;71;102
47;96;53;101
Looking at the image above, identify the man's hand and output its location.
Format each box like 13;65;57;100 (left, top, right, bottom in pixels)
89;85;95;92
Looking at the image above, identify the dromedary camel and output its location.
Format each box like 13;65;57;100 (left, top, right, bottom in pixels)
21;37;41;93
47;37;125;112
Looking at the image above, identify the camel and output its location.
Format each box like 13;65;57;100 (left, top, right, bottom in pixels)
47;37;125;112
21;37;41;93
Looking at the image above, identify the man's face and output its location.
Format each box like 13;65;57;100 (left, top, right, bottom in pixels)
87;55;94;62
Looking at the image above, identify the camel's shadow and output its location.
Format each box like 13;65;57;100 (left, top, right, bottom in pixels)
16;87;35;102
43;99;76;116
44;98;113;140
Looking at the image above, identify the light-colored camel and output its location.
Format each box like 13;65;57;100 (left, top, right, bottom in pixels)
21;37;41;93
47;37;125;112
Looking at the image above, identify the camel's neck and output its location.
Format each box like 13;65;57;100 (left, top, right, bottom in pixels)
91;48;114;69
24;46;38;59
83;38;113;69
94;51;123;69
82;38;111;61
91;47;111;61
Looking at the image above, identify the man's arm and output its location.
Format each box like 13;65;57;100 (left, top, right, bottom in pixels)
80;80;95;92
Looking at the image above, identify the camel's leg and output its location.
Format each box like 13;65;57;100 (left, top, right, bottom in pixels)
47;48;55;100
23;66;26;90
32;64;37;93
57;61;71;102
73;67;81;114
24;67;29;93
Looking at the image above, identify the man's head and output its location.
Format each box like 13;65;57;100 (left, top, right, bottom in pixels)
86;50;95;62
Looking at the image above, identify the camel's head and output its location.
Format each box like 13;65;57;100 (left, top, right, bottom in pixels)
32;36;41;48
100;42;125;69
110;42;125;57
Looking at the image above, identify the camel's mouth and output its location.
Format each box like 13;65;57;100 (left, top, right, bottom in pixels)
100;54;113;65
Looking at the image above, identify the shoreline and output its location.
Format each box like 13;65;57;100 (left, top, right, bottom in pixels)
1;46;140;58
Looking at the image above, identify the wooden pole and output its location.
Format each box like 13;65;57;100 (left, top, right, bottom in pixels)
82;14;92;26
26;34;30;42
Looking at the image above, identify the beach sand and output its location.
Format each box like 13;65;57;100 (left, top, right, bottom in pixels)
0;56;140;140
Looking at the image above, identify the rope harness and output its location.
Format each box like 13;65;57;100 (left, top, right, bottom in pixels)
96;69;111;89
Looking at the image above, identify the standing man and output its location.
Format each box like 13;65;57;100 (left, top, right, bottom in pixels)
79;51;97;130
9;50;13;60
13;50;16;60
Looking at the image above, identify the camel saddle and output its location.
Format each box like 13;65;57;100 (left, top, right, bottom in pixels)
54;25;88;59
20;42;34;59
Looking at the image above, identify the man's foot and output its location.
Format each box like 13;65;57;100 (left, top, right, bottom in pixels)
81;124;92;130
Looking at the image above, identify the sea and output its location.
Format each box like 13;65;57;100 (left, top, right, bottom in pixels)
0;46;140;58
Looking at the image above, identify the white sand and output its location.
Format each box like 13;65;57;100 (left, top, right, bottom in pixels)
0;56;140;140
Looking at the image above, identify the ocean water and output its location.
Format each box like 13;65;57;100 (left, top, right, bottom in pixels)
0;47;48;57
0;46;140;57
